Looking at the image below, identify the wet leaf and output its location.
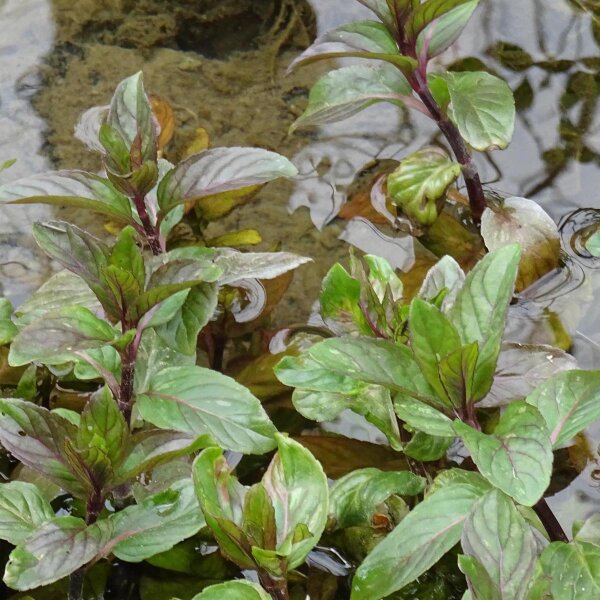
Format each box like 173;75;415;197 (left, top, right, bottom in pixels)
8;307;116;367
481;197;560;291
111;480;204;562
461;489;539;599
435;71;516;151
387;147;461;226
292;64;412;130
393;396;456;437
0;171;134;223
215;248;311;284
154;283;218;355
0;482;55;546
409;298;462;404
453;401;552;506
0;399;83;496
525;370;600;449
3;516;113;591
306;337;438;406
31;221;121;318
193;447;253;568
408;0;478;41
137;365;277;454
351;482;487;599
157;147;297;213
107;72;157;164
263;434;329;568
330;468;425;529
447;244;521;400
190;581;271;600
289;20;415;74
479;342;577;408
116;429;208;483
538;541;600;599
416;1;479;58
418;254;465;310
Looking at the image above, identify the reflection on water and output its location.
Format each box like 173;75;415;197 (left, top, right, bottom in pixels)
0;0;599;542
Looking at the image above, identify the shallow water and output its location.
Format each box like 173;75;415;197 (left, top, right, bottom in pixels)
0;0;599;564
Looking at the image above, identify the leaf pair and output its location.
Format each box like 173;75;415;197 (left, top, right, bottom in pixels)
1;479;204;591
193;435;328;580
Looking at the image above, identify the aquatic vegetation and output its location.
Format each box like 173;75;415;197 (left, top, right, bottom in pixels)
0;1;598;599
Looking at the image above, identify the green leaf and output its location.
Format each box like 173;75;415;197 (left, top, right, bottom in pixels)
525;370;600;448
447;244;521;400
453;401;553;506
214;248;311;284
0;158;16;173
461;489;539;599
289;20;416;74
193;447;254;569
351;482;487;599
8;306;117;367
110;226;145;289
408;0;476;40
428;468;492;496
418;255;465;310
242;483;277;551
111;480;204;562
0;399;84;496
128;257;221;322
438;342;479;409
330;468;425;528
107;71;157;164
156;283;218;356
409;298;462;404
538;541;600;599
77;387;129;474
307;337;438;406
458;555;502;600
137;366;277;454
387;147;461;226
393;396;456;437
0;482;55;546
435;71;516;151
276;354;402;448
263;434;328;568
3;516;113;591
416;1;479;58
73;345;122;382
292;64;413;130
31;221;121;317
357;0;396;31
404;431;453;461
157;147;297;213
481;197;560;291
0;171;134;223
190;581;271;600
14;271;101;328
116;429;209;483
319;263;370;336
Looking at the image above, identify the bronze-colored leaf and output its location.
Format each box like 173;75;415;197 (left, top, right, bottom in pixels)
150;96;175;153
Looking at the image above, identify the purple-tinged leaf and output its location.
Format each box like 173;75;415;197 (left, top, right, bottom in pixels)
0;171;134;223
74;105;109;153
0;398;84;496
407;0;475;41
157;147;297;213
292;64;418;131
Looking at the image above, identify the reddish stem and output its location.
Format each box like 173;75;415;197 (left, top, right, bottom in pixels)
132;192;162;256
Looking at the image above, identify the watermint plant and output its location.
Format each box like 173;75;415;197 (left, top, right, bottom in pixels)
289;0;516;224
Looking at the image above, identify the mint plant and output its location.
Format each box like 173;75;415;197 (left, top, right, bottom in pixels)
275;245;600;599
289;0;516;225
0;73;317;599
